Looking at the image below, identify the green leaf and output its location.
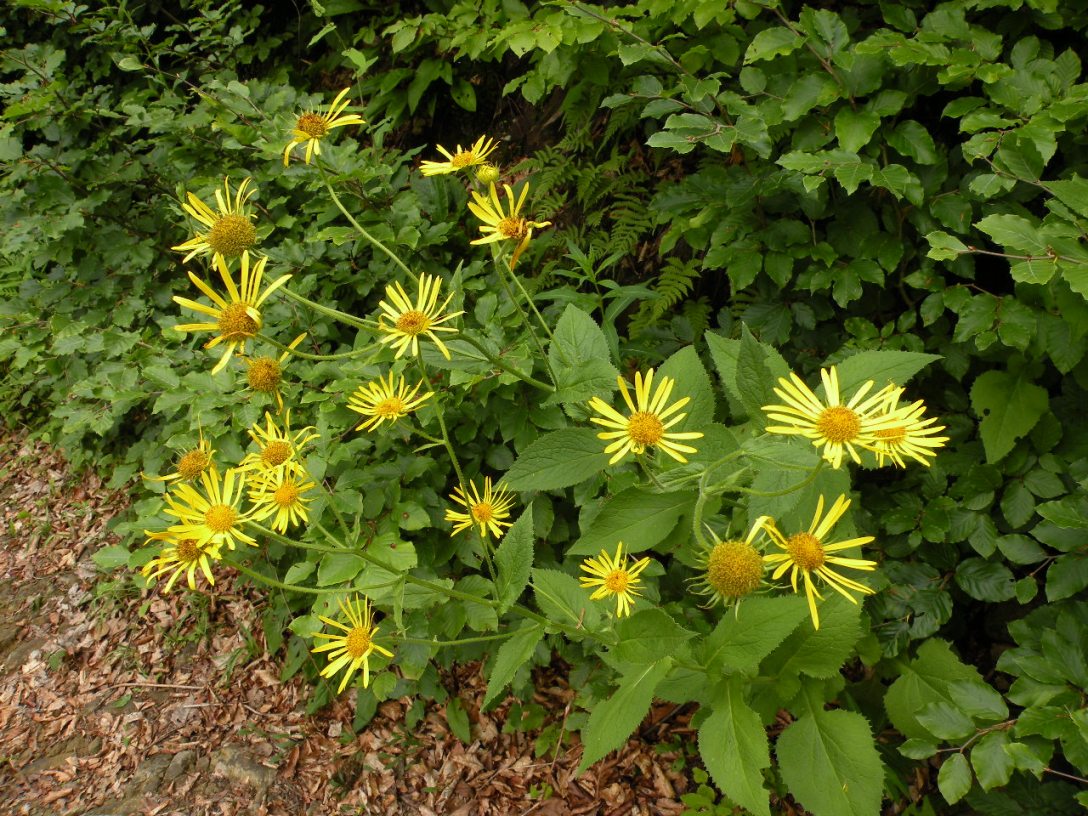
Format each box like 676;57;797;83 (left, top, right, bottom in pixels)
976;214;1047;255
93;545;131;571
506;429;610;491
657;345;716;429
971;731;1015;791
917;701;976;740
705;332;789;420
887;120;939;164
1046;175;1088;219
777;690;883;816
745;27;804;63
532;568;600;631
701;596;809;674
899;739;939;759
699;679;771;816
578;658;673;771
495;508;534;613
937;753;973;805
970;369;1049;463
445;696;472;743
774;596;863;678
885;639;985;740
834;349;942;396
1037;496;1088;528
956;558;1017;601
927;230;969;261
613;609;695;664
834;108;880;153
568;487;696;556
1046;554;1088;602
483;622;544;707
736;325;784;421
317;552;365;586
946;680;1009;722
546;304;619;404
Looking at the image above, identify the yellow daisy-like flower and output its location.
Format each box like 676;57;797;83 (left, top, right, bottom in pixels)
419;135;499;176
580;542;652;618
755;494;878;630
587;369;704;465
376;273;463;360
445;477;516;539
870;388;950;468
171;177;259;267
240;410;319;475
143;433;215;483
687;529;764;609
141;530;221;593
312;595;394;693
173;251;292;374
162;467;256;551
761;366;903;469
283;87;365;166
247;468;316;533
347;371;433;432
244;333;307;412
468;182;552;269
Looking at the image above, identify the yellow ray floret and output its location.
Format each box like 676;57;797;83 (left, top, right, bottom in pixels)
870;387;950;468
247;468;316;533
347;371;433;432
312;595;394;693
284;87;365;166
753;493;878;630
141;530;222;593
376;273;463;360
579;541;652;618
162;466;256;551
445;477;516;539
239;409;319;475
468;182;551;269
172;177;258;267
420;135;498;176
587;368;704;465
173;251;291;374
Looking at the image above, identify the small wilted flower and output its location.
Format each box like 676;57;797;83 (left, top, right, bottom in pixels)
687;531;764;609
244;333;307;411
144;433;215;483
869;387;949;468
468;182;551;268
141;530;221;592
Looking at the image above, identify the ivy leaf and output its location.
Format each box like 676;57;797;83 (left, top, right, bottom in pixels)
495;508;534;613
483;622;544;707
578;658;673;771
568;487;696;556
699;679;771;816
506;429;610;491
970;368;1049;463
937;753;973;804
777;688;883;816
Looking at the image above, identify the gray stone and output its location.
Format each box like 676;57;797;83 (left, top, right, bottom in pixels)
164;749;196;781
212;745;275;795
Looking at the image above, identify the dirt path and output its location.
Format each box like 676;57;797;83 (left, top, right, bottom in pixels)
0;434;695;815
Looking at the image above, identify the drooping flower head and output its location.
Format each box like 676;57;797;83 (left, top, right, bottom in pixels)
587;369;704;465
283;88;365;166
468;182;551;268
870;387;949;468
761;366;903;469
687;529;764;609
244;333;307;412
144;432;215;484
162;467;256;551
754;494;878;629
312;595;394;693
172;177;258;267
239;410;319;475
141;530;221;592
445;477;516;539
347;371;433;432
247;468;316;533
173;251;291;374
579;542;652;618
376;273;463;360
420;135;498;176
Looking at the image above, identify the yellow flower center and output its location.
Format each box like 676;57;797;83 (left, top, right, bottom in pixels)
874;426;906;443
786;532;825;571
475;163;500;184
498;216;528;240
471;502;494;523
816;406;861;444
344;626;372;658
375;397;405;418
247;357;282;393
705;540;764;598
604;569;630;593
451;151;476;168
395;310;430;335
176;448;210;480
296;112;328;139
261;441;292;467
205;504;238;533
175;538;202;563
207;214;256;258
217;302;259;340
273;482;300;507
627;411;664;446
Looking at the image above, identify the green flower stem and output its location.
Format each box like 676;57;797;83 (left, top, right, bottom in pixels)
414;355;467;492
397;632;515;647
316;160;418;284
280;287;374;332
315;476;352;540
491;253;556;386
718;460;826;498
662;448;748;488
226;558;348;594
637;454;666;490
256;332;373;361
458;333;554;392
500;257;554;341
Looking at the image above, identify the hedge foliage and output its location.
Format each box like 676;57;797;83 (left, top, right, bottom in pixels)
3;0;1088;813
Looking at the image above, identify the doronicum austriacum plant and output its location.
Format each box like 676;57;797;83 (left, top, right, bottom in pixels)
129;87;955;816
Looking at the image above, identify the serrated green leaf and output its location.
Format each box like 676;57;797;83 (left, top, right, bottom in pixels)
834;349;941;397
532;568;600;631
578;658;673;771
701;595;809;674
506;429;609;491
495;508;534;613
699;679;771;816
613;608;695;664
483;622;544;707
1046;554;1088;602
773;596;863;678
546;304;618;404
93;544;131;571
569;487;695;556
657;345;716;429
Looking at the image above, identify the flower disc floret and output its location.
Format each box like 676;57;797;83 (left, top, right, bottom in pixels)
247;357;282;393
706;540;764;598
161;467;255;550
207;214;257;259
176;448;211;481
348;372;432;433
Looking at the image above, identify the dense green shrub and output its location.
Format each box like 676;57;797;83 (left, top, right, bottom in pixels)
4;1;1088;813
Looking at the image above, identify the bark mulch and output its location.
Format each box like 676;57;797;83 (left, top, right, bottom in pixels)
0;433;697;815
